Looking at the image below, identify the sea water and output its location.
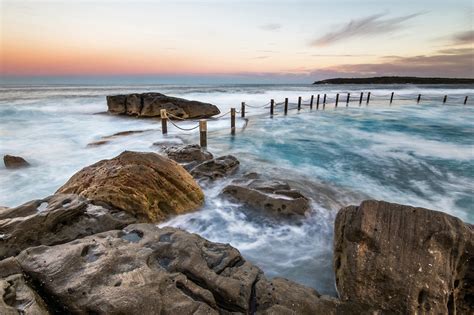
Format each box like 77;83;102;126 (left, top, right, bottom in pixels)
1;84;473;295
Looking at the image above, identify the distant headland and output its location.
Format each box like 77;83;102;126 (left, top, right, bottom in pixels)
313;76;474;85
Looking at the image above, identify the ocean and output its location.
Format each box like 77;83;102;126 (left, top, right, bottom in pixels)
1;83;473;295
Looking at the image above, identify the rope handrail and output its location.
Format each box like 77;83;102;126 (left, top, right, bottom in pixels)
167;118;200;131
244;101;271;108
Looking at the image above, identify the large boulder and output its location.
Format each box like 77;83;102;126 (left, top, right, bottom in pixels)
3;155;29;169
56;151;204;223
334;200;474;314
106;93;220;119
12;223;340;314
190;155;240;180
222;174;310;216
0;194;136;259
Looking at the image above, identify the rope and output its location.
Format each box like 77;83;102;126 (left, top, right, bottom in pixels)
167;112;187;120
211;110;232;119
244;101;271;108
167;119;200;131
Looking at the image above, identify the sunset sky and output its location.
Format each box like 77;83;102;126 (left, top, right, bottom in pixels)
1;0;473;83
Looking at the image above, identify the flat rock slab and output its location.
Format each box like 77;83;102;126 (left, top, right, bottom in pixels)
11;223;340;314
0;194;136;259
56;151;204;223
107;93;220;119
222;174;311;216
334;200;474;314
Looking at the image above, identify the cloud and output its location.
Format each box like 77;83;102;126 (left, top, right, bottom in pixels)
260;23;282;31
251;56;270;59
307;48;474;79
452;30;474;45
311;54;374;57
311;12;423;47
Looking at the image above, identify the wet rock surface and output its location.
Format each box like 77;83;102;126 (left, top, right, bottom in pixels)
8;223;338;315
87;129;156;147
56;151;204;223
162;144;213;171
334;200;474;314
0;194;136;259
107;93;220;119
3;155;30;169
222;173;311;216
190;155;240;180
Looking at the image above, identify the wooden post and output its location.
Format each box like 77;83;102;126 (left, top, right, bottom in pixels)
241;102;245;118
298;96;302;111
366;92;371;105
270;99;274;116
199;120;207;147
323;94;327;109
390;92;394;104
443;95;447;104
160;109;168;135
316;94;320;110
417;94;421;104
359;92;364;106
346;93;350;106
231;108;236;135
284;98;288;115
335;93;339;108
310;95;314;109
464;96;468;105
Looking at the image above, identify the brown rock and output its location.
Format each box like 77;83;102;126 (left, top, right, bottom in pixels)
56;151;204;222
107;92;220;119
0;258;50;315
334;200;474;314
190;155;239;180
3;155;30;169
13;223;339;315
0;194;136;259
222;175;311;216
162;144;213;171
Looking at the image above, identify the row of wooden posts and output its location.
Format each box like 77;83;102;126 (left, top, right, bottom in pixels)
159;92;470;147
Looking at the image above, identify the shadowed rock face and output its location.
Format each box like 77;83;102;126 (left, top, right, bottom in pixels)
56;151;204;223
162;144;214;171
0;194;136;260
106;93;220;119
10;223;340;315
222;174;311;216
334;200;474;314
3;155;30;169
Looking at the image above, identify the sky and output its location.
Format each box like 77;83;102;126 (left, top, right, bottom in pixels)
1;0;473;84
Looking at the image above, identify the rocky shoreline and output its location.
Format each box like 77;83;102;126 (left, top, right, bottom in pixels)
1;147;473;314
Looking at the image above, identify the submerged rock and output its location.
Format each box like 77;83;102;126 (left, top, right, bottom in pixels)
334;200;474;314
56;151;204;223
106;92;220;119
190;155;240;180
87;129;156;147
11;223;339;314
162;144;213;171
3;155;29;169
0;194;136;259
222;174;311;216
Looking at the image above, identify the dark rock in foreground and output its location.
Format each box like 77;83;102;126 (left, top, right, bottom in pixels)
313;76;474;85
107;93;220;119
7;223;341;314
334;200;474;314
190;155;240;180
3;155;30;169
56;151;204;223
0;194;136;260
222;173;311;216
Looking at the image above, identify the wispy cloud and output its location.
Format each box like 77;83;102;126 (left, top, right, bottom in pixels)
311;54;374;57
311;12;424;47
251;55;270;59
260;23;282;31
452;30;474;45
